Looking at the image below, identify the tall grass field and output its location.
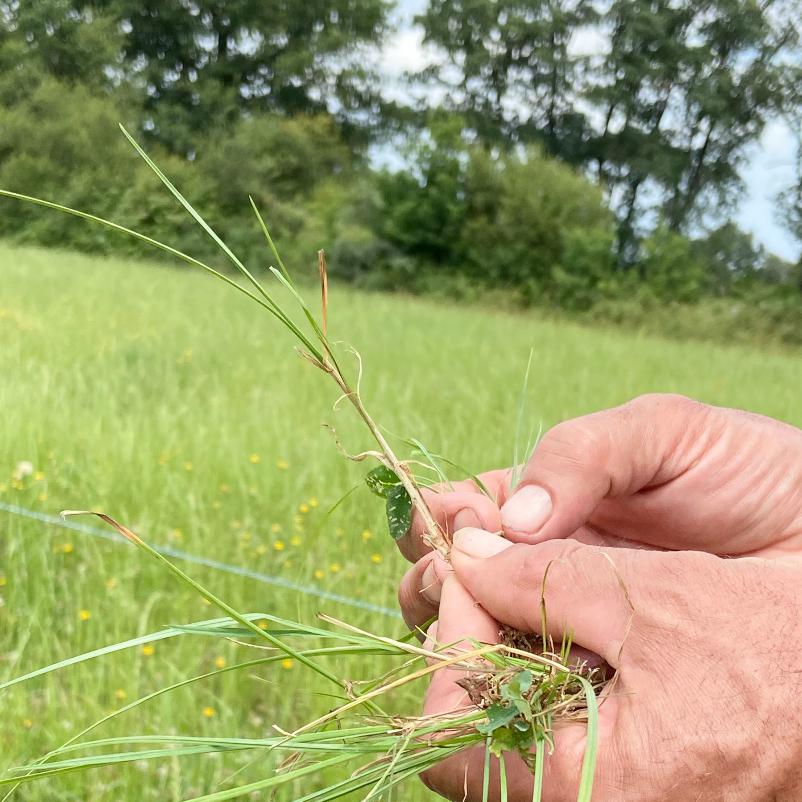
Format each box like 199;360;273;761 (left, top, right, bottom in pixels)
2;242;802;801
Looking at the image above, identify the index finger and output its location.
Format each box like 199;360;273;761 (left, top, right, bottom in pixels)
396;469;511;562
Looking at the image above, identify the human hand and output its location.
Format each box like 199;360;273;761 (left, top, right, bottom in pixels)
398;392;802;564
417;528;802;801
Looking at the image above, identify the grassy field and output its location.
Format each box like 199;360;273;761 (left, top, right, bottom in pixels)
3;242;802;801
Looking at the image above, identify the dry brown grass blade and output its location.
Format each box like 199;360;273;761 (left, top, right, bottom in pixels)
291;642;506;736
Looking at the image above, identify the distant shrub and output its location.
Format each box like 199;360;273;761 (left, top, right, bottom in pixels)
0;78;135;250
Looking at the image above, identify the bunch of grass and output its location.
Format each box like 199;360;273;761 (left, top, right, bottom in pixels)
0;128;603;801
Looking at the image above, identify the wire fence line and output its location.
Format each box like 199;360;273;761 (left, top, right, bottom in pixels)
0;500;401;619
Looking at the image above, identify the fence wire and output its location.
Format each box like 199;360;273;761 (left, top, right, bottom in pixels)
0;500;400;618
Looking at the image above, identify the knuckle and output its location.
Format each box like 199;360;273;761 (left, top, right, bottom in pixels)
538;418;610;473
625;392;703;419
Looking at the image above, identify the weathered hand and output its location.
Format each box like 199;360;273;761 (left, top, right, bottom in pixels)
398;394;802;630
418;529;802;802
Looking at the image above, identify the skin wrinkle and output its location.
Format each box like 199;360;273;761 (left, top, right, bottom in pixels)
396;395;802;801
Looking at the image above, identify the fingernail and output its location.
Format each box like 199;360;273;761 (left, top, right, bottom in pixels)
501;485;552;536
420;560;442;604
453;507;481;531
452;527;513;559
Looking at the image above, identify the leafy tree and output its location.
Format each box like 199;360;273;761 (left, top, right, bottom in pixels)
639;225;706;303
87;0;391;152
459;147;615;307
0;78;136;249
691;222;765;295
0;0;121;93
587;0;799;259
416;0;595;159
377;112;469;264
418;0;800;263
376;118;616;307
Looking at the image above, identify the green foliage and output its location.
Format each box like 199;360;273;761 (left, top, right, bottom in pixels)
5;241;802;799
365;467;412;541
375;140;616;308
417;0;801;260
0;79;135;250
93;0;389;152
639;225;706;303
417;0;595;156
1;2;801;345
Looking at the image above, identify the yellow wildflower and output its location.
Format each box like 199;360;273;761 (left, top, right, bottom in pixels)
171;528;183;541
290;535;301;546
0;576;6;587
61;542;74;554
141;644;155;657
273;540;285;551
270;523;282;534
257;620;269;630
249;453;261;464
202;706;216;718
370;553;383;564
298;503;309;514
361;529;372;541
114;689;127;701
22;719;33;729
329;562;341;574
33;471;45;481
78;609;91;621
276;459;289;470
309;497;319;508
214;656;226;669
314;569;325;580
281;658;294;670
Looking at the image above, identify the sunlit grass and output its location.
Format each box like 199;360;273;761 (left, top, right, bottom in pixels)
2;242;802;799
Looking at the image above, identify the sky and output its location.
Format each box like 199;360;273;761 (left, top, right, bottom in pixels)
379;0;800;261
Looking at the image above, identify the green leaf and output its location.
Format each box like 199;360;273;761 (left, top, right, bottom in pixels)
385;485;412;541
501;669;533;701
365;465;400;498
476;702;518;735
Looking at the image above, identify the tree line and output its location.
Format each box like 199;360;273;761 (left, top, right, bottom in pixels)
2;0;802;344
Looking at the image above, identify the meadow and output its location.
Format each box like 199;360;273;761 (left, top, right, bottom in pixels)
2;241;802;801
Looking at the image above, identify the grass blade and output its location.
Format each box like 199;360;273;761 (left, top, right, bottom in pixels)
576;678;599;802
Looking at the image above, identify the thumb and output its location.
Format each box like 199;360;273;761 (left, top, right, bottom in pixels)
451;529;639;667
500;394;710;542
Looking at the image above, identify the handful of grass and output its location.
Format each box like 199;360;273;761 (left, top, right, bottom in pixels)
0;128;602;801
